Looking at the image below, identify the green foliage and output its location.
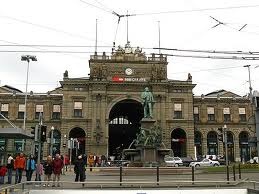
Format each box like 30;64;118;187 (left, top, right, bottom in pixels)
239;163;259;169
128;161;143;167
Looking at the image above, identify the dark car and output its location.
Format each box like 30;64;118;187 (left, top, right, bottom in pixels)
113;160;130;167
181;157;195;167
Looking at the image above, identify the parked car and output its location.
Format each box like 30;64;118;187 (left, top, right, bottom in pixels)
114;160;130;167
249;157;258;164
181;157;195;167
189;158;220;167
164;156;183;167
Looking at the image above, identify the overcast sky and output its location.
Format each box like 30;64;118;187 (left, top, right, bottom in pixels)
1;0;259;96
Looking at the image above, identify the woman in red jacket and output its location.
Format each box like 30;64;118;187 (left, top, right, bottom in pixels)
52;154;63;187
0;165;8;184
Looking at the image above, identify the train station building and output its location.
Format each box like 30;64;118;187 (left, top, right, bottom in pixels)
0;42;256;162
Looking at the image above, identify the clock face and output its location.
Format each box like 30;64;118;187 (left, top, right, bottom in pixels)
125;68;133;75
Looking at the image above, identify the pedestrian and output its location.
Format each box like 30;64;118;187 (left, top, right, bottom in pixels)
88;153;94;171
52;154;63;187
74;155;85;182
25;155;36;181
6;154;14;184
43;155;53;187
64;155;69;172
35;162;43;181
14;153;26;184
0;164;7;184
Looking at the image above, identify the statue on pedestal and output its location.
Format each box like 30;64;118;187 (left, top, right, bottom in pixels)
141;87;155;118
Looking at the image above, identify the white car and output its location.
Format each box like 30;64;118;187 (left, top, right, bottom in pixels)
189;158;220;167
164;156;183;167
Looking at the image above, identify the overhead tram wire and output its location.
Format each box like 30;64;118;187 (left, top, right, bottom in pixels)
162;53;259;60
0;44;112;48
133;4;259;16
0;15;111;46
153;47;259;55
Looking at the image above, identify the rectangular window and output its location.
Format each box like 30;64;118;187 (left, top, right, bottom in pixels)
14;139;24;152
52;105;61;120
223;107;231;122
18;104;25;119
194;107;199;122
0;139;6;152
239;108;246;122
74;102;82;117
35;104;44;119
0;103;9;118
173;103;182;119
207;107;215;121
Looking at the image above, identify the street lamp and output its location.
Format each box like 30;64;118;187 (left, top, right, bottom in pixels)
50;126;54;158
21;55;37;130
223;124;228;166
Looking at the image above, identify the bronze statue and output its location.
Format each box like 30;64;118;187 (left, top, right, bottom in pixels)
141;87;155;118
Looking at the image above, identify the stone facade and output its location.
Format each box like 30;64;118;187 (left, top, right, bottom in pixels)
0;43;256;162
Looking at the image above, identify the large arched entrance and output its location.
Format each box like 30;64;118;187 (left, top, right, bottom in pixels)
171;128;187;157
69;127;86;163
109;99;143;160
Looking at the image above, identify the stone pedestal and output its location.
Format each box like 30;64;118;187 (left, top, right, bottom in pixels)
137;146;156;162
140;118;156;129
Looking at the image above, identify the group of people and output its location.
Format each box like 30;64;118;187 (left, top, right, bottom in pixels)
0;152;65;187
0;152;111;186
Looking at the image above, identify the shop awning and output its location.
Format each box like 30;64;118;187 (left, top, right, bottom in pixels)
0;128;33;139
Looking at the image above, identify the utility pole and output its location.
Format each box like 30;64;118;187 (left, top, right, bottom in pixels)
244;65;252;101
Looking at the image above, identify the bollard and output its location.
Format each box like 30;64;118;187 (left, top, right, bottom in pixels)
192;166;195;184
156;166;159;185
120;166;122;186
233;165;236;181
239;163;241;179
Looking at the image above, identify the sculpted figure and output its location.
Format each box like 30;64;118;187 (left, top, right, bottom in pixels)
141;87;155;118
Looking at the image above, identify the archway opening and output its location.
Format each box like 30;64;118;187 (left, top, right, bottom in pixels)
171;128;187;157
109;99;143;160
207;131;218;155
69;127;86;163
239;131;250;162
48;129;61;156
194;130;202;159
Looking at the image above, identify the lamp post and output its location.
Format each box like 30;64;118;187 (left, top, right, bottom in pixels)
21;55;37;130
223;124;228;166
50;126;54;158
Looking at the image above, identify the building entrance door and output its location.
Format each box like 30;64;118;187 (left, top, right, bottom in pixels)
69;127;86;163
109;99;143;160
171;128;187;157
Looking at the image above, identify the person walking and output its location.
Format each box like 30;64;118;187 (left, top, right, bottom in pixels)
35;162;43;181
74;155;85;182
43;156;53;187
88;153;94;171
0;164;7;184
52;154;63;187
6;154;14;184
14;153;26;184
25;155;36;181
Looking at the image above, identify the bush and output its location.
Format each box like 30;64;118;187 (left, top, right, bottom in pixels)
128;161;143;167
239;163;259;169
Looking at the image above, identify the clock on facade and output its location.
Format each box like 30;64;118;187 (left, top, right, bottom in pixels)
125;68;133;75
